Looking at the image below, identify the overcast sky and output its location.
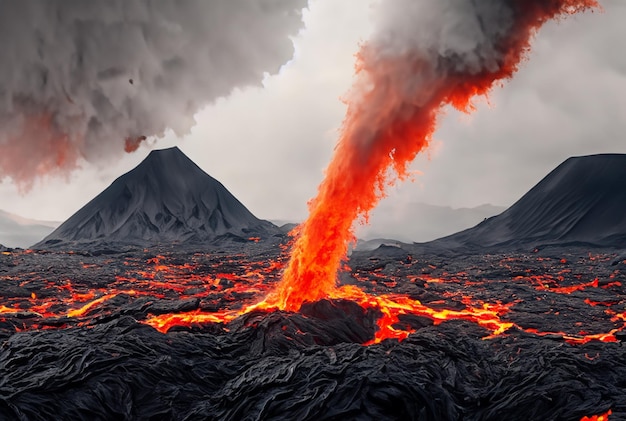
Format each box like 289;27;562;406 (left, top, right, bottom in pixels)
0;0;625;225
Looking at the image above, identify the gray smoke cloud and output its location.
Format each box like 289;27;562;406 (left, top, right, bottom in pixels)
366;0;518;98
373;0;516;74
0;0;306;186
342;0;520;151
348;0;601;156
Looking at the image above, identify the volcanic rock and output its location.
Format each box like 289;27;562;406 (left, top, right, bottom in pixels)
431;154;626;250
34;147;280;250
1;245;625;419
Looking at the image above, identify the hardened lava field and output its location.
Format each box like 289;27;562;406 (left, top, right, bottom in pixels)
0;243;625;420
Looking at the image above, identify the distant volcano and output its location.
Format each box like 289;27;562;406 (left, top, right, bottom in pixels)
34;147;279;249
432;154;626;250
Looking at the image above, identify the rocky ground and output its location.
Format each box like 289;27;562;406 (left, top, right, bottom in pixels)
0;243;624;420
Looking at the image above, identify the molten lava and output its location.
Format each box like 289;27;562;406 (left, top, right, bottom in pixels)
2;247;622;421
267;0;599;311
581;410;612;421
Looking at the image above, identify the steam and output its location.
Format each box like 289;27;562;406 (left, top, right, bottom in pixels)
0;0;306;186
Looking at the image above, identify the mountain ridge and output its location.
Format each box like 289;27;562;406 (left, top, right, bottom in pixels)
430;153;626;250
0;209;59;249
34;147;280;249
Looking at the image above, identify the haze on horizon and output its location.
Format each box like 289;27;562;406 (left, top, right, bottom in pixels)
0;0;625;240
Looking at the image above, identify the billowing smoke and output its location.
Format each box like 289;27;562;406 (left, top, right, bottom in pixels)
268;0;599;311
0;0;306;186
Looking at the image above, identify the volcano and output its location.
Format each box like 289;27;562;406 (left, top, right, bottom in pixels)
34;147;279;250
431;154;626;251
3;153;626;419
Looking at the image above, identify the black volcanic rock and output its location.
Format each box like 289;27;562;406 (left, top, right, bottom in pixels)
432;154;626;250
34;147;279;249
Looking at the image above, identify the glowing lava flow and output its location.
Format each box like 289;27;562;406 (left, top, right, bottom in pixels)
2;250;623;347
581;410;612;421
264;0;599;312
326;285;515;344
145;310;238;333
144;285;516;340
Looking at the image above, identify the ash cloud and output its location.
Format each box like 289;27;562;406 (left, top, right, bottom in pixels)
0;0;306;187
371;0;516;74
345;0;520;148
350;0;597;148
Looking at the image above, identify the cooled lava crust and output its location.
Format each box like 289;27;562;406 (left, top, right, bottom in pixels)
0;243;624;420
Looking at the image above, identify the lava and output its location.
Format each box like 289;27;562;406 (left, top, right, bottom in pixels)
267;0;599;312
581;410;612;421
2;246;626;417
0;1;620;417
2;248;623;348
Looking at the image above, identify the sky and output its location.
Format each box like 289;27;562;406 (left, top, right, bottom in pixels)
0;0;625;227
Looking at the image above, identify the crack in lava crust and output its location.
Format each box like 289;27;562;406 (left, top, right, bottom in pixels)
0;247;625;419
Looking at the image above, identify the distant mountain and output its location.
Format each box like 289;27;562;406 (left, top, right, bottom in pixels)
34;147;280;250
0;210;59;249
432;154;626;250
356;202;506;243
272;203;505;246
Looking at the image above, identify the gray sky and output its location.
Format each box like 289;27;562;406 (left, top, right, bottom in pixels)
0;0;624;226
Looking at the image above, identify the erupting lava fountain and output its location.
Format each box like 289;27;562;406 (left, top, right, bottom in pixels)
263;0;601;311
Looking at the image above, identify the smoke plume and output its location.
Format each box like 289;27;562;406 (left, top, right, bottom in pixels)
0;0;306;186
269;0;600;311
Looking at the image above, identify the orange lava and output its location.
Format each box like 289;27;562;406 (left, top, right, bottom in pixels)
327;286;515;345
525;327;621;346
3;250;624;346
581;409;612;421
145;281;625;346
67;292;133;318
144;286;516;340
145;309;238;332
268;0;599;312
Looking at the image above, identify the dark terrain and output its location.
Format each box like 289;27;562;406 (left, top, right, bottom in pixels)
433;154;626;251
1;152;625;420
0;242;624;420
34;147;280;250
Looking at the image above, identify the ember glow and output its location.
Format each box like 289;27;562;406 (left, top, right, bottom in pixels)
266;0;599;311
4;248;622;348
1;246;624;417
581;409;612;421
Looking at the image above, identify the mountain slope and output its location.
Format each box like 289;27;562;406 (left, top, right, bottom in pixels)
35;147;279;249
432;154;626;250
